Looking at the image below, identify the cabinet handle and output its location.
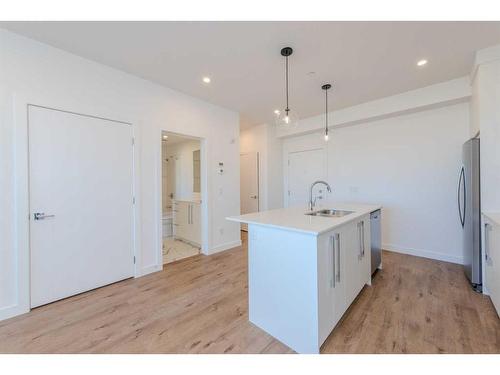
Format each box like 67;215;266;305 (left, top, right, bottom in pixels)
485;222;492;265
330;235;336;288
357;222;363;259
361;221;365;257
335;233;341;282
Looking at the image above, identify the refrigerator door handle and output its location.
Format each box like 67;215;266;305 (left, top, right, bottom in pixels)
457;166;465;227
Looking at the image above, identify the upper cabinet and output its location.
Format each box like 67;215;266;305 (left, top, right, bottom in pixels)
472;46;500;213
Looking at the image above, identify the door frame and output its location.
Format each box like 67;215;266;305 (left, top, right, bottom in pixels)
282;132;328;208
9;94;140;320
157;129;209;263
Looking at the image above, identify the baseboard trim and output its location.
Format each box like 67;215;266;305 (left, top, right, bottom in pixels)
140;264;162;277
0;303;29;322
383;243;464;265
208;240;242;255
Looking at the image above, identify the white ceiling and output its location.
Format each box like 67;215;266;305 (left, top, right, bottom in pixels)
3;21;500;129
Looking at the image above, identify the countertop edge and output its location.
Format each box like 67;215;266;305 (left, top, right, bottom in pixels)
227;205;382;236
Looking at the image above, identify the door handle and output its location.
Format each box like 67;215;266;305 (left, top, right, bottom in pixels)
457;167;465;227
33;212;55;220
250;195;258;199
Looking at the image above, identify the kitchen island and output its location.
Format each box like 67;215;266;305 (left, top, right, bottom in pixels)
227;202;381;353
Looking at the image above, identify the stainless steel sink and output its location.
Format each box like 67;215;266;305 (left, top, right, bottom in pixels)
305;209;354;218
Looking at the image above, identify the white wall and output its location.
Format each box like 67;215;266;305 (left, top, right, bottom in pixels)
0;29;241;320
326;103;469;264
279;102;470;264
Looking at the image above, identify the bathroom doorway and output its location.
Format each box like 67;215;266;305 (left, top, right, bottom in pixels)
161;131;202;264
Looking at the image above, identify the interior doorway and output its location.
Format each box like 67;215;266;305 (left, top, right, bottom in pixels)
240;152;260;232
286;148;327;207
161;131;202;263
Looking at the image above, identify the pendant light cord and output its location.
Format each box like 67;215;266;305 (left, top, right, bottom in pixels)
325;88;328;135
285;56;289;114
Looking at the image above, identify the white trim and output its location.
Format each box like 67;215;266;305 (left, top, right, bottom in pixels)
11;93;141;321
0;304;27;321
383;243;464;265
207;240;242;255
140;264;163;277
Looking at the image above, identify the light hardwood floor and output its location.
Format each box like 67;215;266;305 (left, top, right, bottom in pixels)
0;232;498;353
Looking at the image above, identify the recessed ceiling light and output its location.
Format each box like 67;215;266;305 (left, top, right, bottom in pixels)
274;109;280;115
202;77;211;83
417;59;428;67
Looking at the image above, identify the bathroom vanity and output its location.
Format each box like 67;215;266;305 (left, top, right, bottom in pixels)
227;202;381;353
173;199;201;246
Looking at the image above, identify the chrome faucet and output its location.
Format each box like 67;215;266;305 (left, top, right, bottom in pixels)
309;180;332;211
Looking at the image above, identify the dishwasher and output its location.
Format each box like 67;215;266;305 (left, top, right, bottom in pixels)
370;210;382;274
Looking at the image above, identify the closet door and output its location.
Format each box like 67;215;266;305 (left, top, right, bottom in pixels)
29;106;134;308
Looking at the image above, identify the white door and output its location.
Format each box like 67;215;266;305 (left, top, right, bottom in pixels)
240;152;259;214
29;106;134;308
287;148;326;207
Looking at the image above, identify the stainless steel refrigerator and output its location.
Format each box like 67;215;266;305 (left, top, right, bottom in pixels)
458;138;481;291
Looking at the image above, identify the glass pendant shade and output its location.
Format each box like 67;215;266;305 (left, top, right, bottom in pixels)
275;109;299;130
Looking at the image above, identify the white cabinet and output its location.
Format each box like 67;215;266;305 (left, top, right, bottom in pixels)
484;215;500;316
244;211;375;353
318;214;371;346
173;200;201;246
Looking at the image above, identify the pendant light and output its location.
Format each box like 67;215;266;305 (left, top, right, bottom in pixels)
322;83;332;141
275;47;299;129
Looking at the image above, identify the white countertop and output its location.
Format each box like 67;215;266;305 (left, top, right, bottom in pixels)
483;211;500;226
172;199;201;204
227;202;382;235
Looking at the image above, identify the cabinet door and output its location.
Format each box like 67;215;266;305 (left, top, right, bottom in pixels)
187;203;201;246
173;201;188;240
342;216;371;311
334;228;348;323
343;221;363;306
317;232;335;345
485;219;500;315
359;214;371;287
317;227;346;345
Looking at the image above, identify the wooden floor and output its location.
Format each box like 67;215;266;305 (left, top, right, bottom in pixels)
0;232;499;353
